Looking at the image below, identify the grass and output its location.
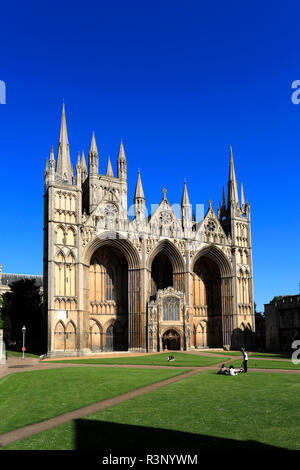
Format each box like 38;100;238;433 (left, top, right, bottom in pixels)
44;352;223;367
4;371;300;450
0;367;186;434
230;358;300;370
6;350;40;359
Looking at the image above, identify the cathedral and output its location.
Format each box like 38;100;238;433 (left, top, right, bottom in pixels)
43;105;255;357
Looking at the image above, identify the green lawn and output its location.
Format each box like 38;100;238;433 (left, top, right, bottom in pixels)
6;350;40;359
230;358;300;370
0;367;186;435
44;352;223;368
4;371;300;450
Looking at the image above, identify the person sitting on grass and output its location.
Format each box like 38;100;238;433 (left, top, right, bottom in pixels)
229;365;244;375
228;365;238;376
167;355;175;362
217;364;228;375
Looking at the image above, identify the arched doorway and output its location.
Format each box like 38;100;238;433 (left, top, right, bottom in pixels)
192;256;222;348
151;252;173;299
162;329;181;350
89;245;128;351
106;325;116;351
89;319;102;351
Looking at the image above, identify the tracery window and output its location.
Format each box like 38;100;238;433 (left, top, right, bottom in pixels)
163;297;180;321
106;268;114;300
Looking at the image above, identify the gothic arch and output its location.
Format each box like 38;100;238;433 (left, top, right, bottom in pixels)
147;239;185;275
65;320;77;350
55;225;65;245
54;320;65;350
147;239;185;293
191;244;232;278
191;244;233;348
161;325;181;337
89;318;103;351
83;231;140;270
83;232;142;350
66;226;76;246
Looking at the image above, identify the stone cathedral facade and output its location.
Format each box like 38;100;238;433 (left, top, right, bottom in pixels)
43;105;255;357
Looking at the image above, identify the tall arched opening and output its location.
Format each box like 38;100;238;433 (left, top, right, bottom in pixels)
89;245;128;351
150;252;173;299
192;255;222;348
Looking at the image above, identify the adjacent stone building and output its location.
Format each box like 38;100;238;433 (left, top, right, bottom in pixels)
265;295;300;351
43;105;255;357
0;264;43;296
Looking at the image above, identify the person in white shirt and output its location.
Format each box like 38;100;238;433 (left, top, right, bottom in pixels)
229;365;237;376
241;348;248;373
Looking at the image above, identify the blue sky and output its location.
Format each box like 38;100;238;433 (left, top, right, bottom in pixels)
0;0;300;312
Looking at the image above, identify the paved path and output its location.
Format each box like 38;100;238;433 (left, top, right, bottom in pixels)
0;351;299;448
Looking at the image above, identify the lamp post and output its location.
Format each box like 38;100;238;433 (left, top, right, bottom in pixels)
22;326;26;359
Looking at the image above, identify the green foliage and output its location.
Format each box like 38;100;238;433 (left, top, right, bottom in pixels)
1;279;45;354
272;296;283;302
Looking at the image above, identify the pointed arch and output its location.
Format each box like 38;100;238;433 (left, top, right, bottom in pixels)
147;239;185;293
83;231;140;270
66;226;76;246
54;320;65;350
191;244;232;278
56;226;65;245
65;320;77;350
191;244;233;348
89;318;103;351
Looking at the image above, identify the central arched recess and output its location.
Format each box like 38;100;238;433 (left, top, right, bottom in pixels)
192;255;222;348
89;245;128;351
148;240;185;299
151;252;173;299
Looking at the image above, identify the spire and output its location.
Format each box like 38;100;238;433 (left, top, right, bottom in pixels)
117;138;127;179
47;145;55;181
181;181;190;206
241;182;245;207
88;131;99;176
89;131;98;155
106;155;114;177
56;103;73;183
117;138;126;161
44;157;49;176
80;150;88;182
134;169;145;200
76;151;82;187
222;185;226;208
76;151;81;167
81;150;87;169
181;181;191;229
227;146;239;208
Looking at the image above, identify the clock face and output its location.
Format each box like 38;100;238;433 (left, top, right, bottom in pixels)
207;220;216;232
104;203;117;219
160;211;171;226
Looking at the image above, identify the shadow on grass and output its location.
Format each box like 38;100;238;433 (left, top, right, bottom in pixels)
75;419;285;451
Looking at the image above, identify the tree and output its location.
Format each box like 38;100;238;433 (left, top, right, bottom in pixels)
254;302;265;349
1;279;45;354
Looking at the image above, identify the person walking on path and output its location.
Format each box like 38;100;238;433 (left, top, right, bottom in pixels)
241;348;248;373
